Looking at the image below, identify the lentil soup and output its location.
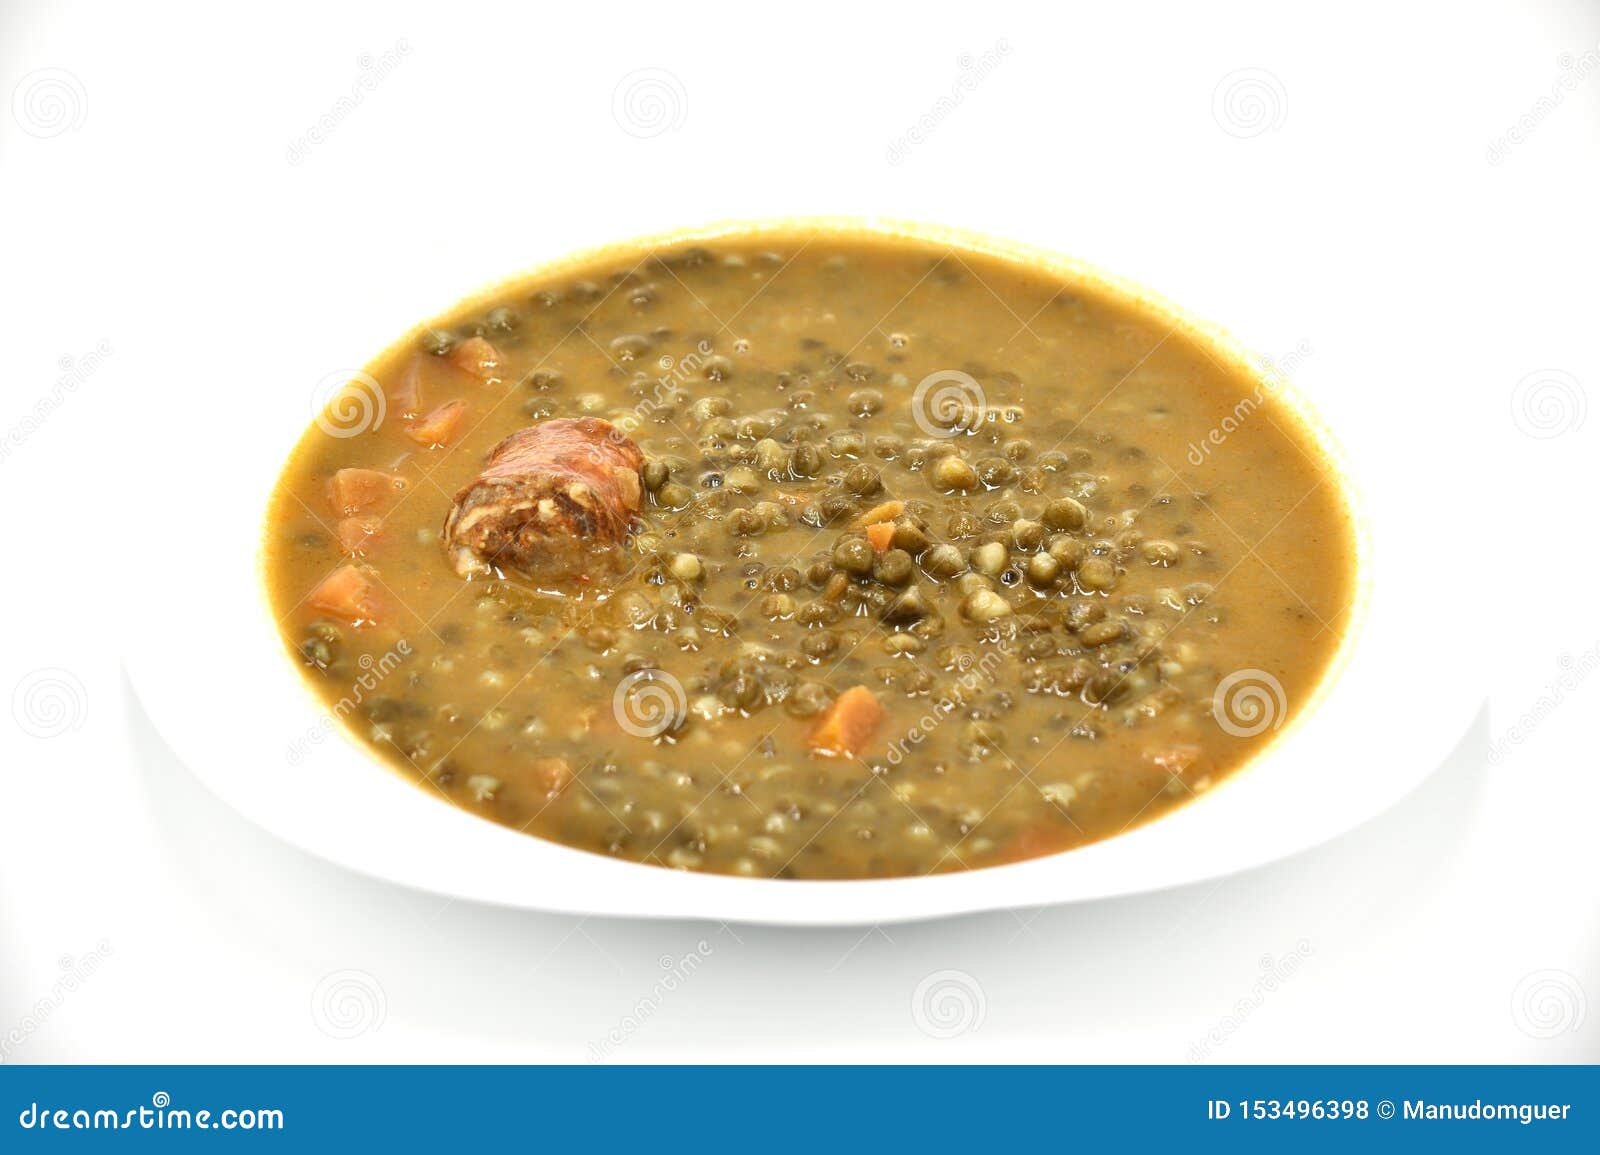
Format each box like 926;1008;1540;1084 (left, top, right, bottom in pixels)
263;224;1357;880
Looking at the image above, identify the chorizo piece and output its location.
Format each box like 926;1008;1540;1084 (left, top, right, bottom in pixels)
443;417;645;586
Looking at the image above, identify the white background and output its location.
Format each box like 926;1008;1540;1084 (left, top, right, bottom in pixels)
2;0;1596;1062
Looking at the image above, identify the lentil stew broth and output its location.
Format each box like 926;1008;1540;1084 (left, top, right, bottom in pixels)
264;227;1356;880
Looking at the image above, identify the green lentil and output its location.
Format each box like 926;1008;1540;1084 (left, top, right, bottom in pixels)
1080;620;1127;647
1010;519;1045;551
963;589;1014;622
1046;535;1084;567
922;543;967;579
872;549;914;587
1025;553;1062;588
883;585;932;623
833;537;875;575
657;482;693;510
1043;497;1088;531
789;443;823;477
931;456;979;491
1077;557;1117;591
977;458;1017;488
971;541;1009;576
891;519;930;555
1141;539;1183;565
786;682;833;718
800;633;838;660
844;464;883;496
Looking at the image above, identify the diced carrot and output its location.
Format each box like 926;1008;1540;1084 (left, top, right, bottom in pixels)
406;399;469;447
336;516;383;555
308;564;382;625
449;335;504;380
389;360;424;420
806;685;885;758
864;521;896;552
329;467;406;516
995;823;1074;865
854;499;905;527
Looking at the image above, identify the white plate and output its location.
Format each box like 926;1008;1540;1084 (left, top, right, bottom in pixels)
121;220;1480;925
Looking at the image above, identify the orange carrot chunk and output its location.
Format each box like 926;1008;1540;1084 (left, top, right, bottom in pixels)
406;399;469;447
854;499;905;527
995;823;1074;865
308;565;382;625
336;516;383;555
329;468;406;516
864;522;896;553
448;335;504;380
806;685;885;758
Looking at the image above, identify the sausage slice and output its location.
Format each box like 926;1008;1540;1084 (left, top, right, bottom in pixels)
443;417;645;585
